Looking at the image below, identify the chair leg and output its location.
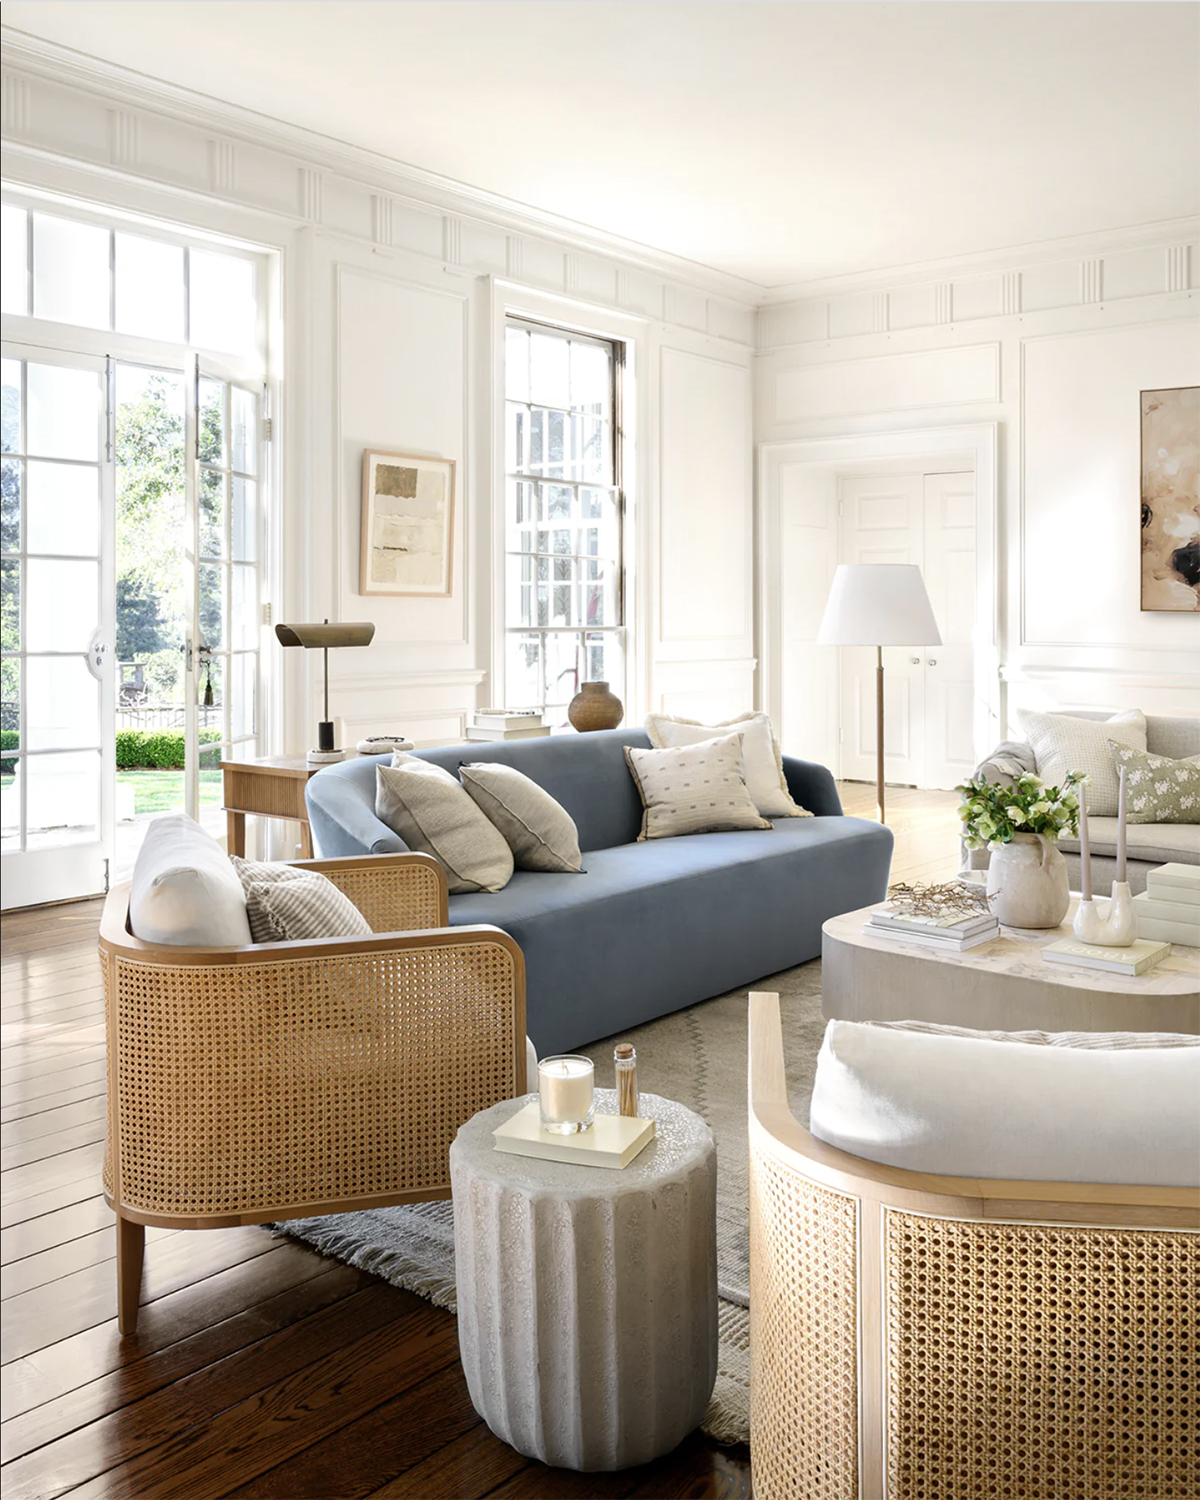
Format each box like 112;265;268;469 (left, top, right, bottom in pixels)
117;1214;145;1336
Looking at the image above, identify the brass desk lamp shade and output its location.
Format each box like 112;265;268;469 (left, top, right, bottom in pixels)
275;619;375;761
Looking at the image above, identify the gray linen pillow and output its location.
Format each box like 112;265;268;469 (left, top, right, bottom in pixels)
231;855;310;943
243;871;373;943
459;763;583;873
623;732;772;841
376;757;514;894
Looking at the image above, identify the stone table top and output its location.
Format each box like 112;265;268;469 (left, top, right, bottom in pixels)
452;1090;714;1199
824;897;1200;998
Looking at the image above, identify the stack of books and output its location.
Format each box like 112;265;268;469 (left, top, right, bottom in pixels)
1043;937;1171;977
1131;863;1200;947
866;907;1000;951
466;710;551;743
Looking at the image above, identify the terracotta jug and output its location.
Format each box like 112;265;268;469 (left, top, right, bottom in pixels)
568;680;624;733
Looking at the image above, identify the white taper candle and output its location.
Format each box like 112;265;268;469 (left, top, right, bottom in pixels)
1115;765;1128;884
1077;782;1092;902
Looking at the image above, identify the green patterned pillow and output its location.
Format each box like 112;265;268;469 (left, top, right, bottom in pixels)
1108;740;1200;824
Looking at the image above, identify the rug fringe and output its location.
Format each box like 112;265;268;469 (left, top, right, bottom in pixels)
270;1222;459;1313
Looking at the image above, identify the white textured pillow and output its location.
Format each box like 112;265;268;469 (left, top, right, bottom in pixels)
624;732;772;841
130;813;251;947
809;1019;1200;1187
644;711;810;819
230;855;311;943
243;871;373;943
376;757;514;894
459;763;583;873
1017;708;1146;816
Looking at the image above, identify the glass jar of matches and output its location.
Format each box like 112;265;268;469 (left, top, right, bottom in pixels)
614;1043;639;1118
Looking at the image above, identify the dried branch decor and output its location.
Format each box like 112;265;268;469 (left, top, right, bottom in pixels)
886;880;994;917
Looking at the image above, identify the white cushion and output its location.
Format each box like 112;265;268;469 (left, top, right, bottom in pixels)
376;756;514;894
623;732;772;840
1017;707;1146;816
1058;817;1200;865
644;710;810;819
459;763;583;873
129;813;252;947
809;1018;1200;1187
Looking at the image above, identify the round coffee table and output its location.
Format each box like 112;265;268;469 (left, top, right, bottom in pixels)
822;897;1200;1033
450;1089;717;1472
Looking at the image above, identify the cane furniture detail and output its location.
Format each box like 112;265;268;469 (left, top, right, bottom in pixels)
100;852;526;1335
747;991;1199;1500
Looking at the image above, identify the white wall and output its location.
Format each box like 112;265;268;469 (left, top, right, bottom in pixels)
0;39;758;785
757;226;1200;761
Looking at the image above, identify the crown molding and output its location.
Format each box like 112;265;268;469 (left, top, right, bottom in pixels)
761;215;1200;306
0;27;762;307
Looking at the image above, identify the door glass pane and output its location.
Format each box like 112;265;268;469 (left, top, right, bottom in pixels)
26;750;100;848
26;656;99;749
231;652;255;736
25;558;98;652
27;364;100;461
2;458;20;551
115;233;185;342
1;359;19;452
231;564;256;648
32;214;110;330
199;469;225;557
231;477;256;561
230;386;255;475
190;252;256;356
1;205;28;317
27;462;100;557
199;565;224;649
198;378;224;465
1;560;17;650
1;757;19;851
1;658;17;750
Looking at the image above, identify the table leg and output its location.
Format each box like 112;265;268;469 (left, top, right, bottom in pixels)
227;811;246;857
299;820;314;859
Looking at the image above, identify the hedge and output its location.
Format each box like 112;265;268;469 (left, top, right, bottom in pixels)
0;728;221;775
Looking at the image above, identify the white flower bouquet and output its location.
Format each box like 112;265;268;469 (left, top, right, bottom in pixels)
956;769;1085;851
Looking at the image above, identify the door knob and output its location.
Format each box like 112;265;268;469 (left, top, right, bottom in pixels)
927;658;937;667
910;657;920;665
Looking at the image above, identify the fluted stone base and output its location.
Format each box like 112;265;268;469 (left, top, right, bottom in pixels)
451;1090;718;1471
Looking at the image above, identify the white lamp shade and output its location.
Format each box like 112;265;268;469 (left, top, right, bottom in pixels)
817;564;942;647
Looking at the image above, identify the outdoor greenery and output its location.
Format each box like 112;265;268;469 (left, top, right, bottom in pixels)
116;728;222;770
118;768;223;816
957;769;1085;850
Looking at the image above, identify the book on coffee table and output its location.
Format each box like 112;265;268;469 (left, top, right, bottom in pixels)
1145;863;1200;904
493;1103;656;1170
1043;937;1171;977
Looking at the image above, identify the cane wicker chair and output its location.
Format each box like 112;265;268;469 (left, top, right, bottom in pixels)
747;991;1200;1500
99;852;526;1335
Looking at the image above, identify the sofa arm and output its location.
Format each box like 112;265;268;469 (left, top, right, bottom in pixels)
306;767;406;857
296;852;449;931
781;756;843;817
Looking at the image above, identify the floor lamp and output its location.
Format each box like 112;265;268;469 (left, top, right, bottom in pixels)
817;563;941;823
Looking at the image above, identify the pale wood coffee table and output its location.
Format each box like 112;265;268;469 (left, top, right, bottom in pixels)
822;896;1200;1034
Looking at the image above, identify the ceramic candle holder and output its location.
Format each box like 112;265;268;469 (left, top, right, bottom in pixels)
538;1055;595;1135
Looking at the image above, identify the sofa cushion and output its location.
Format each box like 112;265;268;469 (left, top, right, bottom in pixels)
872;1019;1200;1048
1108;740;1200;824
809;1018;1200;1187
230;855;311;942
644;711;810;819
624;733;771;840
1058;817;1200;865
130;813;252;947
459;763;583;873
1017;707;1146;816
376;758;514;894
1147;715;1200;760
243;871;373;943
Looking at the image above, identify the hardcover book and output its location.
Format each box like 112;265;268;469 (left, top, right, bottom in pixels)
493;1103;656;1170
1042;937;1171;976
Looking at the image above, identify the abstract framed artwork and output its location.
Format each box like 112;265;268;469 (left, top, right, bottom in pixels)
1140;386;1199;612
360;450;456;597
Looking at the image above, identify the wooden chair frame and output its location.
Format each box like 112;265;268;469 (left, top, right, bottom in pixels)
747;991;1199;1500
100;853;526;1335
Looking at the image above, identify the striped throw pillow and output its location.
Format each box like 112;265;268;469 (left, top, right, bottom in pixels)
231;855;310;943
242;871;373;944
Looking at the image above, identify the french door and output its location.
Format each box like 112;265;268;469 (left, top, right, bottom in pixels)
1;344;263;908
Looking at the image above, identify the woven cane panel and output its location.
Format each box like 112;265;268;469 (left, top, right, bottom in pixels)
323;863;443;933
109;942;516;1217
886;1212;1199;1500
749;1142;858;1500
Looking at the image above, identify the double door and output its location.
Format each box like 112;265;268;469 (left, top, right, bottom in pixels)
837;471;976;792
1;343;263;908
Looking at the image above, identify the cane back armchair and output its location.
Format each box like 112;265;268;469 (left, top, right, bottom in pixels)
100;852;526;1335
747;991;1199;1500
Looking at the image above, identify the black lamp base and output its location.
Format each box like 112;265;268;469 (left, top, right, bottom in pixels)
317;720;335;753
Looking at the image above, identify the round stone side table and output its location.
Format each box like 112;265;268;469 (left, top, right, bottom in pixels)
450;1090;717;1472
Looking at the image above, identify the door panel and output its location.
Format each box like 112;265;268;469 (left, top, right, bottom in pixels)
922;472;976;789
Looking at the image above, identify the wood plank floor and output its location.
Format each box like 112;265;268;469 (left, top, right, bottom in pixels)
1;785;959;1499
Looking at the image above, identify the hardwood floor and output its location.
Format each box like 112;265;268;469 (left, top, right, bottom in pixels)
1;785;959;1499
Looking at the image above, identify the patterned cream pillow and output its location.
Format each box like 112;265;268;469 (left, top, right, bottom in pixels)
1016;708;1146;816
1108;740;1200;824
644;710;811;819
242;871;373;943
624;732;772;841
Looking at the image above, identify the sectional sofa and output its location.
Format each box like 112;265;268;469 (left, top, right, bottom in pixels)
306;729;894;1054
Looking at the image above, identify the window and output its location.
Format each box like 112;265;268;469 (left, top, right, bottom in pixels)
504;320;624;723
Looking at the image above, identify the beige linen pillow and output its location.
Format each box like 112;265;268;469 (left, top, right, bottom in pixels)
624;732;772;841
1016;708;1146;816
231;855;311;943
376;757;514;894
644;710;810;819
459;763;583;873
242;871;373;943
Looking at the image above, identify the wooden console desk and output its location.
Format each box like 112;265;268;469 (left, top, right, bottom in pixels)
220;755;338;858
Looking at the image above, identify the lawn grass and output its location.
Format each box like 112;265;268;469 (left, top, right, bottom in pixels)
118;769;223;815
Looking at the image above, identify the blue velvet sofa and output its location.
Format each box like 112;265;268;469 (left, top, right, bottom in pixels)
306;730;893;1055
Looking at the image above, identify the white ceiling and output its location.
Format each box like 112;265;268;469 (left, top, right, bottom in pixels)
5;1;1198;291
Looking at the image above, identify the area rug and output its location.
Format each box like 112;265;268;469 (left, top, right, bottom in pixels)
274;957;826;1447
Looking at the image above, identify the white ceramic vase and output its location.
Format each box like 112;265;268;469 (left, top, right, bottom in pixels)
986;832;1070;929
1073;882;1137;947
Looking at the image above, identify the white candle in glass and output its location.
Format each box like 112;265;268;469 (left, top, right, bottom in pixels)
1077;782;1092;902
1115;765;1128;884
538;1055;594;1133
